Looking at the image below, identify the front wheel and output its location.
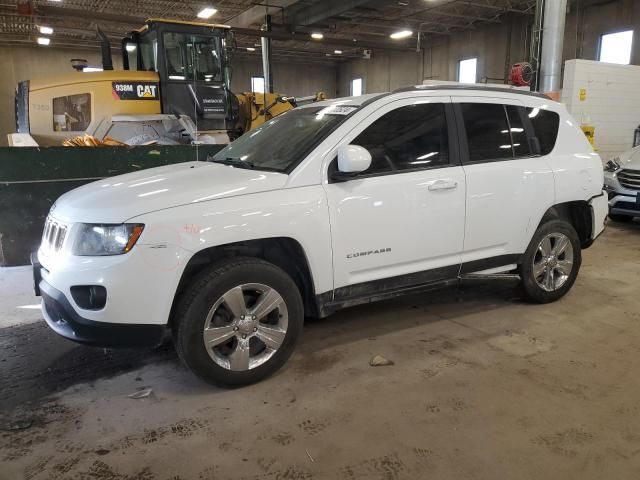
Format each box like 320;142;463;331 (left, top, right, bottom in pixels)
519;220;582;304
173;258;304;387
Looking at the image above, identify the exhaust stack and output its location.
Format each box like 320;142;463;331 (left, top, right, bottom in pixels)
96;27;114;71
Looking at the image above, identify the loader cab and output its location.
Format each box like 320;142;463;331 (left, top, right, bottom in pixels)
121;19;234;132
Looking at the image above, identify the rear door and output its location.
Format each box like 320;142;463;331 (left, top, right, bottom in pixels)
452;96;555;272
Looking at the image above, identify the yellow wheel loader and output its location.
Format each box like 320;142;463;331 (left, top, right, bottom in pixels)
13;19;325;146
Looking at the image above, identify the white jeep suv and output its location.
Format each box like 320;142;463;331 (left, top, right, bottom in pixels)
35;85;607;386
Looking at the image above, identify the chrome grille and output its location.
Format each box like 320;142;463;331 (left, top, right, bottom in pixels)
42;216;68;252
617;169;640;191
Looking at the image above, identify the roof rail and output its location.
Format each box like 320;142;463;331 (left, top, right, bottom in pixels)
392;84;551;100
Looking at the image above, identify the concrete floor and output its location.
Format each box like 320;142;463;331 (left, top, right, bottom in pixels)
1;221;640;479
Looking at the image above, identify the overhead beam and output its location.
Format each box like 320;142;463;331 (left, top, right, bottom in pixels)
289;0;372;27
12;4;425;52
226;0;298;27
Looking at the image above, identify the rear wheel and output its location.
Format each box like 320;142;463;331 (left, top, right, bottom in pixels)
608;213;633;222
519;220;581;303
173;258;304;386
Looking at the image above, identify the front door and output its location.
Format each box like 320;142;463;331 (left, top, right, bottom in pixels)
323;97;466;300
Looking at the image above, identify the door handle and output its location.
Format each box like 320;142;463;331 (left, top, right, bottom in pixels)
428;180;458;191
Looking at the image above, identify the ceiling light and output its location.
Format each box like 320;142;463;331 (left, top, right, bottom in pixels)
83;66;103;72
39;26;53;35
125;44;137;52
246;47;255;51
390;29;412;39
37;37;50;45
197;7;218;19
334;49;342;54
311;32;323;40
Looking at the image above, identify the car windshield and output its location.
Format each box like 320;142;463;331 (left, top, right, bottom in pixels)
211;105;358;173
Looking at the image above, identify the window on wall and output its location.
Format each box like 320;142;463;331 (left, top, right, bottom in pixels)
599;30;634;64
351;77;363;96
458;58;477;83
251;76;265;94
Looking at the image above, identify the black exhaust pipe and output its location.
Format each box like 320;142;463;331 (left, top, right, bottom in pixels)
96;27;113;70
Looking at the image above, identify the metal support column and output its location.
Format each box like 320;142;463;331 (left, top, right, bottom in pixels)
539;0;568;92
261;15;274;93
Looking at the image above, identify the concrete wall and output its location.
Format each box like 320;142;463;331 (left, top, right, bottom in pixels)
338;0;640;94
230;57;337;98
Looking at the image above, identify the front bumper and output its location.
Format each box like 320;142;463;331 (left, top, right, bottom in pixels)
604;172;640;217
39;278;166;348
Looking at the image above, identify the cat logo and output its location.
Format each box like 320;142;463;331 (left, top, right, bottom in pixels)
112;81;159;101
137;84;157;98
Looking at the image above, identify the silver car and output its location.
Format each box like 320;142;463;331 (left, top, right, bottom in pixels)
604;146;640;222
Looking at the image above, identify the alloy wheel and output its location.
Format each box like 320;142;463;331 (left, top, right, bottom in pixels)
202;283;288;371
532;232;574;292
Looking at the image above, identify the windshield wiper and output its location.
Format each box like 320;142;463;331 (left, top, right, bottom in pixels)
209;157;254;169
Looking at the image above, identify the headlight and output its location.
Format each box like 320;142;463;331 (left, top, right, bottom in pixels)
73;224;144;256
604;157;621;172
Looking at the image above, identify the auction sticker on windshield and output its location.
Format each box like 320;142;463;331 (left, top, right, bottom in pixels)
317;105;358;116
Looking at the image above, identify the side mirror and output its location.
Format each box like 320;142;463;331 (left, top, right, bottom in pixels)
331;145;372;182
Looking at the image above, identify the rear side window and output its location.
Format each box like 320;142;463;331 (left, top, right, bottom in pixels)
526;107;560;155
460;103;512;162
352;103;449;175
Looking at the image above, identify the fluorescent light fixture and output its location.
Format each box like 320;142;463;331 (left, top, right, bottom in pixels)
390;29;412;39
39;26;53;35
83;66;103;72
169;75;186;80
246;47;256;51
334;49;342;54
126;44;137;52
37;37;50;45
197;7;218;19
311;32;324;40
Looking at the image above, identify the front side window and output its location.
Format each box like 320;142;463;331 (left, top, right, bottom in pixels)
163;32;222;81
352;103;449;175
139;31;158;71
460;103;512;162
52;93;91;132
212;105;356;173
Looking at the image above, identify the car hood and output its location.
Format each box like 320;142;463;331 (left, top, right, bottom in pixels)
616;146;640;169
50;161;288;223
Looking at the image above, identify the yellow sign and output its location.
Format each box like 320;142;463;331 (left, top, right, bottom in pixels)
579;88;587;101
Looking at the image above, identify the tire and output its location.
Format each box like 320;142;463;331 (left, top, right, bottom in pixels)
173;257;304;387
608;213;633;222
519;219;582;304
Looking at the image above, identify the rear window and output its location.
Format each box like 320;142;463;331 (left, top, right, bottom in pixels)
526;107;560;155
